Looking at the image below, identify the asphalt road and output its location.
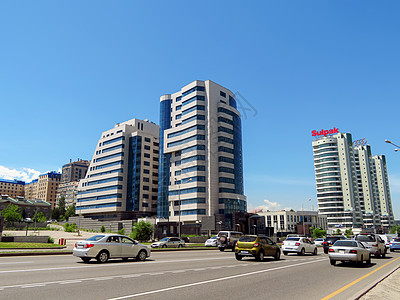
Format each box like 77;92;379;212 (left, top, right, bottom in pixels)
0;248;399;300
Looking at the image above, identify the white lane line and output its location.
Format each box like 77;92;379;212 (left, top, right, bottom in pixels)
21;284;46;289
59;280;83;285
107;258;327;300
0;261;34;265
0;256;233;274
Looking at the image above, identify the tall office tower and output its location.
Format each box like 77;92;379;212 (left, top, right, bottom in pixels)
61;159;90;183
0;179;25;198
372;155;395;230
353;145;381;229
37;172;61;209
56;159;90;207
158;80;246;230
77;118;159;221
312;132;363;230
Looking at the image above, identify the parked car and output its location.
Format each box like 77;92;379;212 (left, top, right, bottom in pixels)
73;234;150;263
235;235;280;261
217;231;243;252
281;237;317;256
205;236;217;247
151;237;185;248
323;236;347;254
389;237;400;252
314;238;325;246
355;233;386;258
328;240;371;266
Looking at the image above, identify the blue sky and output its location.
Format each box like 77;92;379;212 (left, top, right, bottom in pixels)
1;1;399;217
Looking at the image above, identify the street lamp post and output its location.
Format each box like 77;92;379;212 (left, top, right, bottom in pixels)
385;139;400;152
302;198;311;236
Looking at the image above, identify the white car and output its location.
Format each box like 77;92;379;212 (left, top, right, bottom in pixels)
205;236;217;247
282;237;317;256
314;238;324;246
151;237;185;248
329;240;371;266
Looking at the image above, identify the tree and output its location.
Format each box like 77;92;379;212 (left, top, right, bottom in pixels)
344;228;353;238
130;221;154;242
64;204;76;219
51;207;61;221
335;229;342;235
33;211;47;223
311;227;326;239
390;225;400;234
0;204;22;226
58;197;66;219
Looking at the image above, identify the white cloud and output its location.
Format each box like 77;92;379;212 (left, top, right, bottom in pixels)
0;165;41;182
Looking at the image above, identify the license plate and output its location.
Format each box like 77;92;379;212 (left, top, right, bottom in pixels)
286;247;292;250
339;250;345;254
241;251;249;254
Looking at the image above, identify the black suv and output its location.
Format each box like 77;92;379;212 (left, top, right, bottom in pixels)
323;236;346;254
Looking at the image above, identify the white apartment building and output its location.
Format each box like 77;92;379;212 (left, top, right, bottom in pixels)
313;132;363;230
77;118;159;221
372;155;395;230
158;80;246;230
313;131;394;232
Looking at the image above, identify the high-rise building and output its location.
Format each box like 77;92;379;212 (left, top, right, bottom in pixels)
77;118;159;220
56;159;90;207
372;155;395;231
312;130;395;232
158;80;246;230
0;179;25;198
36;172;61;209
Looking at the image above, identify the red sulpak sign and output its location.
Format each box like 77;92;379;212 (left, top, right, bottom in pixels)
312;127;339;137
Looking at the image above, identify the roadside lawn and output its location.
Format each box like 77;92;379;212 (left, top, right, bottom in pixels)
0;242;65;248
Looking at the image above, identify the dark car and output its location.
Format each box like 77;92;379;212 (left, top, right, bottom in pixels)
323;236;347;254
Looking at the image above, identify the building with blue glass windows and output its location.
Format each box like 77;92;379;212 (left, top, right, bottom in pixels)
77;118;159;220
158;80;247;231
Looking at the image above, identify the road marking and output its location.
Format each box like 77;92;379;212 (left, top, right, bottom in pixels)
59;280;82;284
107;258;327;300
0;261;34;265
320;256;400;300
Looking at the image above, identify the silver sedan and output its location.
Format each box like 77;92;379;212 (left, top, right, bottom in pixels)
329;240;371;266
73;234;151;263
151;237;185;248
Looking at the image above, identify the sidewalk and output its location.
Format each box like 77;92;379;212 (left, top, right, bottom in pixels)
359;267;400;299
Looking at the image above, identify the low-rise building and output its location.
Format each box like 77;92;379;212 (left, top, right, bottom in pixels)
0;195;51;220
0;179;25;198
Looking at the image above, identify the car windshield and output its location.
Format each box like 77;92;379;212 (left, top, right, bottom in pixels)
211;236;217;240
218;232;229;237
394;238;400;242
315;238;323;241
286;237;301;241
160;238;169;241
334;241;357;247
86;235;105;241
356;235;375;242
239;236;257;242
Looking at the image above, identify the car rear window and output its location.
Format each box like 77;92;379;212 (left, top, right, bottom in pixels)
86;235;105;241
239;236;257;242
286;237;300;241
334;241;357;247
394;238;400;242
356;235;375;242
218;232;229;237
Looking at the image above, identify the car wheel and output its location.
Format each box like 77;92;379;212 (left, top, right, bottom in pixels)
358;255;363;266
232;246;236;252
235;254;242;261
330;259;336;266
390;248;393;252
96;251;109;263
313;248;317;255
219;247;225;252
81;257;91;263
122;258;129;261
256;251;264;261
274;250;281;260
178;244;183;248
136;250;147;262
162;244;167;248
324;249;328;254
298;248;305;256
375;250;381;258
366;254;371;265
283;251;288;256
382;249;386;258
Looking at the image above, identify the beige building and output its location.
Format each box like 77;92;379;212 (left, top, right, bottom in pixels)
25;172;61;209
0;179;25;198
24;179;38;200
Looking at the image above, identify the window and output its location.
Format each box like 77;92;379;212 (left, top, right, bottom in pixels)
144;145;150;150
182;105;205;116
144;153;150;158
176;115;182;120
142;202;149;207
182;86;205;97
145;137;151;142
167;134;205;148
143;186;150;190
182;95;205;106
144;161;150;166
176;105;182;111
220;91;226;98
143;177;150;182
143;169;150;174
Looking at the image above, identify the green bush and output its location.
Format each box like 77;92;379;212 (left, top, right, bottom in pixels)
64;223;77;232
100;225;106;233
130;221;154;242
48;236;54;243
118;228;125;235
